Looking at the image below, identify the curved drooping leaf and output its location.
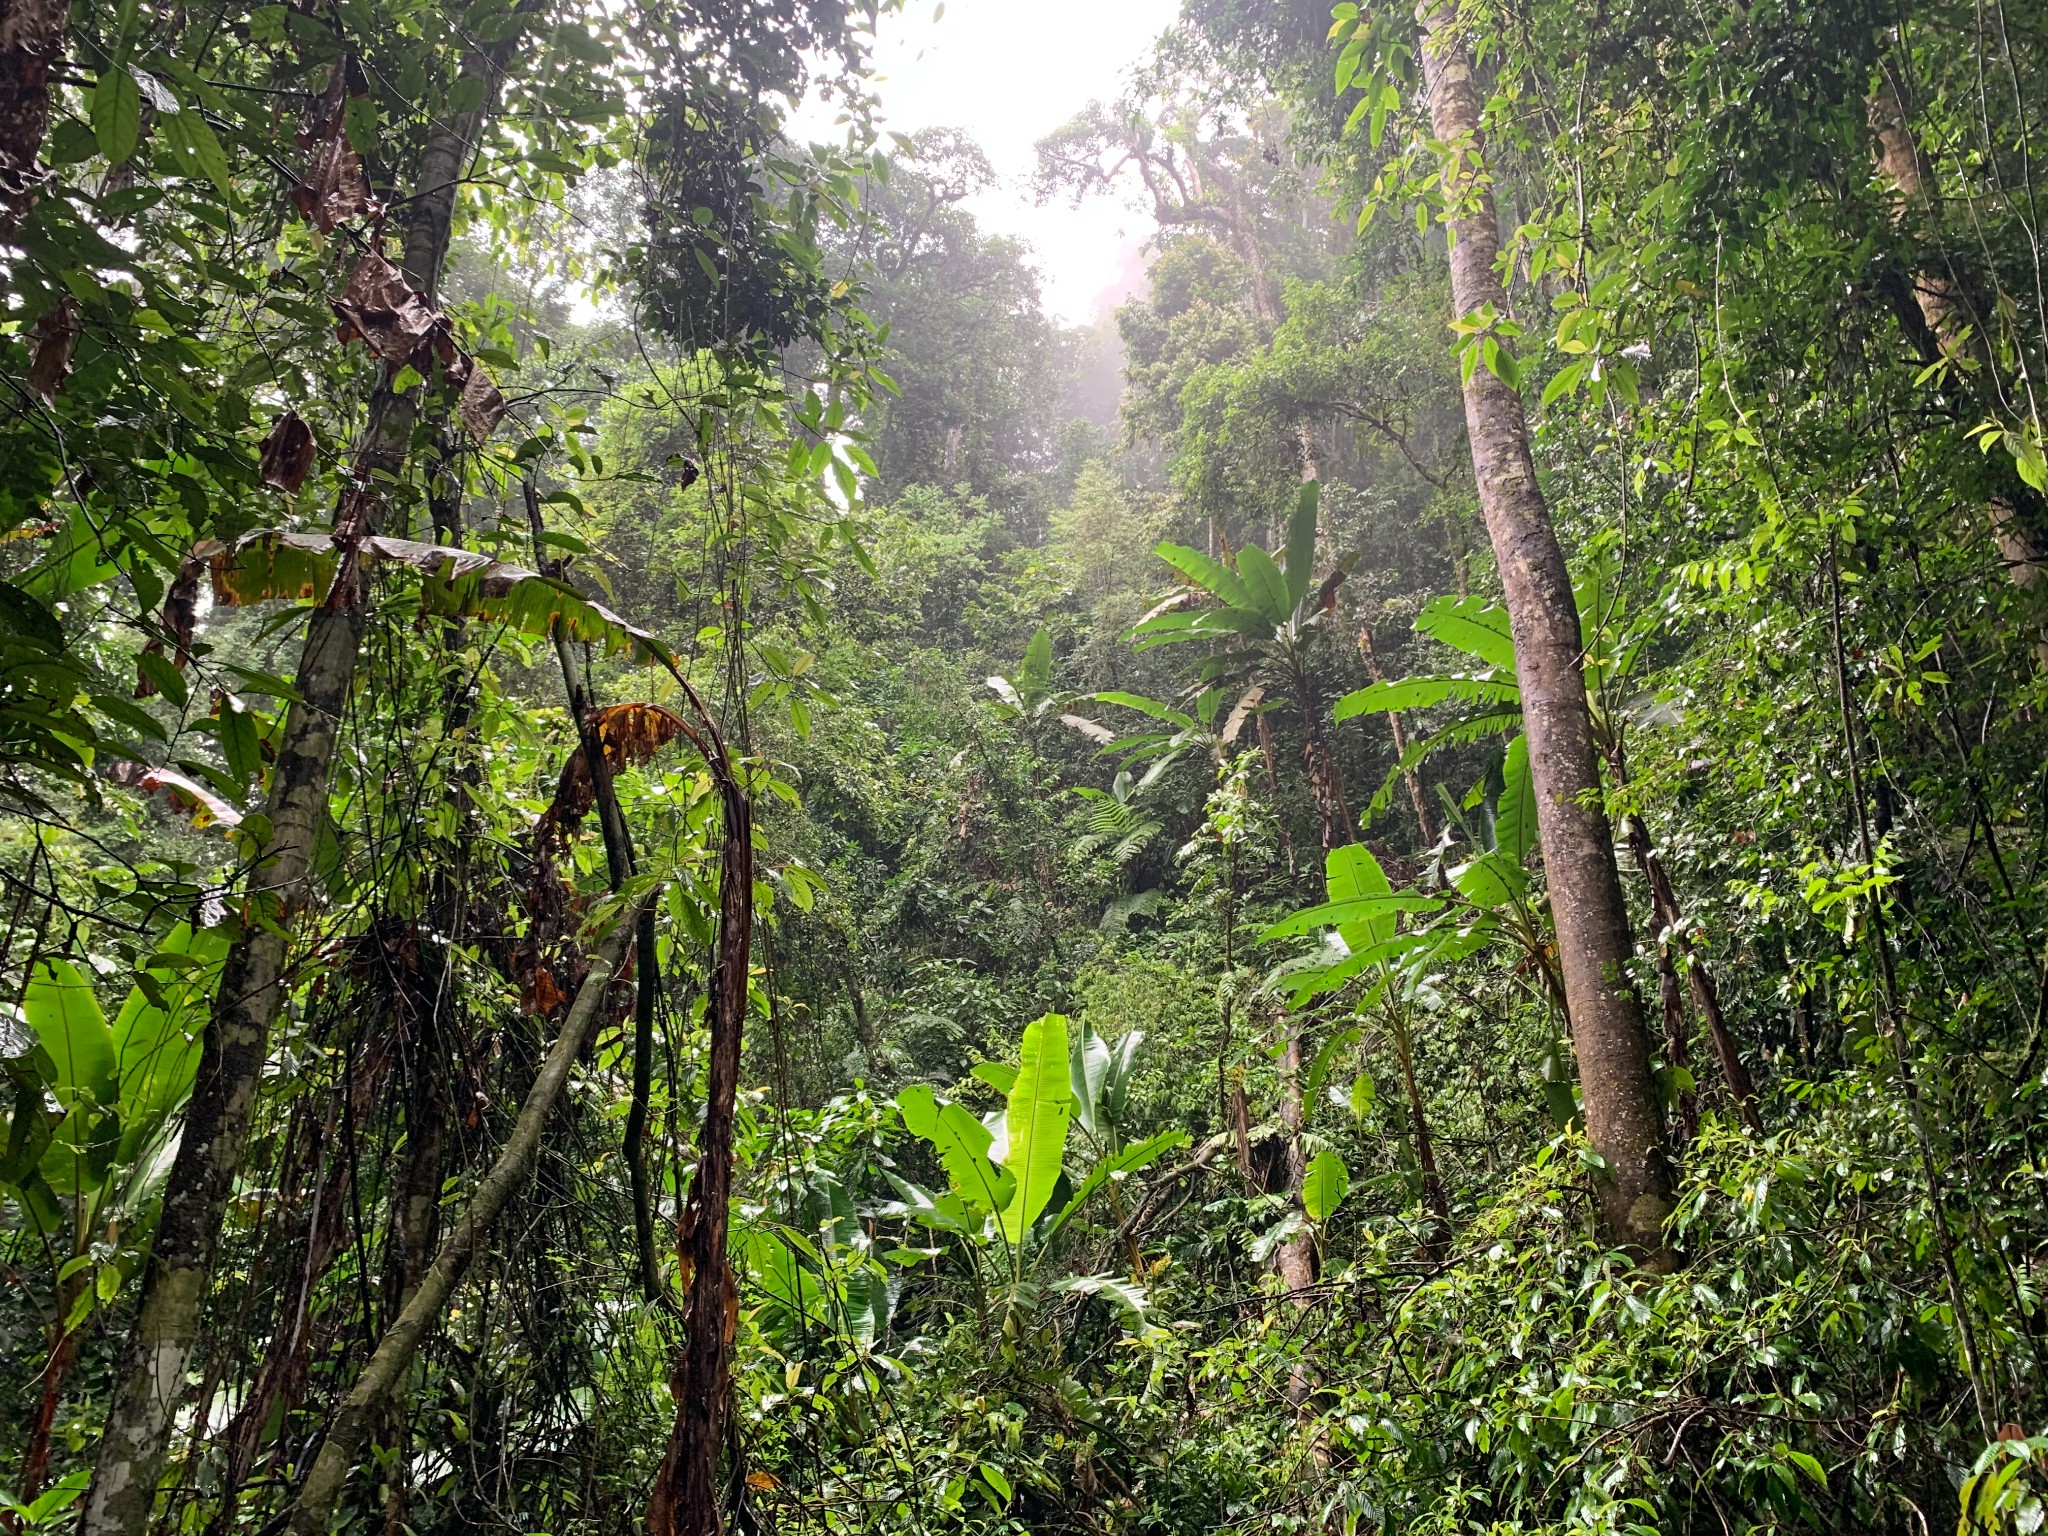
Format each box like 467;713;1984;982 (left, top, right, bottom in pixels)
1259;892;1442;943
205;532;679;670
1093;691;1194;728
970;1061;1018;1095
1360;710;1527;826
1496;734;1538;866
997;1013;1072;1245
1416;594;1517;671
1333;673;1521;721
1154;541;1254;613
1234;542;1292;626
1047;1271;1152;1318
896;1084;1015;1216
1283;481;1320;613
1302;1148;1351;1223
1041;1128;1189;1244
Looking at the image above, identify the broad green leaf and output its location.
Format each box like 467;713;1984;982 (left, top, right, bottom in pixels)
1017;625;1053;700
896;1084;1015;1216
1234;542;1292;626
1154;542;1254;613
24;959;115;1108
1451;851;1529;909
112;923;226;1165
745;1228;827;1321
1416;595;1517;671
1092;691;1194;729
970;1061;1017;1095
1258;892;1441;942
163;107;233;196
1333;674;1520;721
1325;845;1397;948
1047;1271;1152;1318
1303;1026;1360;1104
1496;735;1538;865
996;1013;1072;1244
1302;1148;1350;1223
1102;1028;1144;1130
1283;481;1320;613
1069;1017;1110;1138
92;69;142;163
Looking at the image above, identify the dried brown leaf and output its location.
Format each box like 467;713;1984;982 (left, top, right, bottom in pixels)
459;365;507;441
1058;713;1115;744
258;411;317;494
332;251;447;368
545;701;688;831
1222;686;1265;746
135;551;206;697
291;60;379;233
25;296;78;404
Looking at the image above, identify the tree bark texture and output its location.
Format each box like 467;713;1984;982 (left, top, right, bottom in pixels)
1868;76;2048;593
1414;0;1675;1256
80;51;511;1536
0;0;66;236
285;903;643;1536
647;721;754;1536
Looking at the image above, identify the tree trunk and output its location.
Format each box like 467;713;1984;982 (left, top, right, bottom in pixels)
1414;0;1674;1258
1274;1012;1317;1300
1389;1016;1450;1255
1868;75;2048;595
1357;623;1438;845
80;51;511;1536
284;903;644;1536
646;713;754;1536
0;0;66;238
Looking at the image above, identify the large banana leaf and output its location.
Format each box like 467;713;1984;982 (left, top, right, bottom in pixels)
1153;542;1255;613
111;923;229;1165
897;1084;1015;1216
1259;891;1441;942
1303;1149;1351;1223
1069;1018;1110;1138
1416;595;1517;671
1496;734;1538;866
23;959;116;1195
1234;543;1292;626
1333;673;1521;721
997;1013;1072;1245
1283;481;1320;613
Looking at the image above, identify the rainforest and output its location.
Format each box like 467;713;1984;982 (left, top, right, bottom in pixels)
1;0;2046;1531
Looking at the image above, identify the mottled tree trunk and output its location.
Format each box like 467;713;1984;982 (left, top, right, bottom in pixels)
81;52;510;1536
0;0;66;237
1414;0;1674;1257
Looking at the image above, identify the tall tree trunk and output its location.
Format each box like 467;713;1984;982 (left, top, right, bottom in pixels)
646;708;753;1536
0;0;66;238
1868;75;2048;595
80;50;510;1536
1413;0;1675;1257
284;904;644;1536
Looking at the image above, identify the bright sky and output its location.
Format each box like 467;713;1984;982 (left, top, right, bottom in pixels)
842;0;1184;325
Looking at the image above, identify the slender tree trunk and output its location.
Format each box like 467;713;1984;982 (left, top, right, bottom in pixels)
1868;75;2048;596
284;904;643;1536
0;0;66;238
1357;624;1438;845
1389;1016;1450;1254
1274;1013;1316;1299
15;1264;86;1509
1414;0;1674;1257
647;714;753;1536
81;52;511;1536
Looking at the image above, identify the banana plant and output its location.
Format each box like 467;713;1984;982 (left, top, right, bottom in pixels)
3;925;228;1493
1131;482;1359;847
882;1013;1185;1322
